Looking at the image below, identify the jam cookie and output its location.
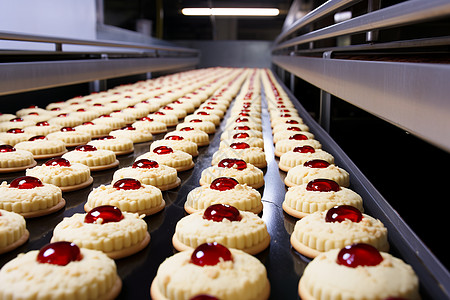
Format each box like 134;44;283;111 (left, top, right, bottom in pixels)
75;122;112;139
0;209;29;254
136;146;194;172
133;117;167;134
173;204;270;254
285;160;350;187
46;127;91;147
0;145;36;173
62;145;119;171
0;128;32;146
279;146;334;172
88;135;134;155
165;128;209;147
211;143;267;169
274;134;322;157
15;136;67;160
109;125;153;143
150;135;199;157
52;206;150;259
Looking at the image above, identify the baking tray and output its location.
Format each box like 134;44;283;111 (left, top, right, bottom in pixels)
1;73;449;299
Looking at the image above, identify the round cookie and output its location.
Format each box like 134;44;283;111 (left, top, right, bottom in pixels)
186;112;221;126
48;113;83;127
273;130;314;144
279;146;334;172
220;136;264;150
185;177;263;214
0;242;122;300
274;135;322;157
46;127;91;147
75;122;112;138
285;160;350;187
52;206;150;259
151;243;270;300
14;136;67;159
112;159;180;191
150;136;199;157
158;106;187;119
299;244;420;300
84;178;165;216
291;206;388;258
149;112;178;127
26;158;93;192
173;204;270;254
165;129;209;147
23;121;61;136
211;144;267;169
88;135;134;155
0;128;32;146
272;123;310;134
136;146;194;172
283;179;363;218
109;125;153;143
0;176;65;218
62;145;118;171
0;145;37;172
0;118;35;132
176;120;216;134
220;129;263;140
133;117;167;134
0;209;29;255
92;115;126;130
200;159;264;189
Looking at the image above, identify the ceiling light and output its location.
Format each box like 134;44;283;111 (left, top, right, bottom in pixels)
181;8;280;17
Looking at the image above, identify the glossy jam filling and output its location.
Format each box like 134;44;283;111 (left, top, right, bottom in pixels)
9;176;44;189
190;242;232;267
0;145;16;152
6;128;24;134
113;178;142;190
44;157;71;167
153;145;174;155
95;135;116;140
165;135;184;141
218;158;247;170
61;127;76;132
288;134;308;141
293;146;315;153
37;242;82;266
306;179;340;192
303;159;331;168
230;142;250;149
36;121;50;126
336;243;383;268
232;132;250;139
28;135;47;141
75;145;97;152
132;159;159;169
84;205;124;224
180;127;195;131
325;205;362;223
203;204;241;222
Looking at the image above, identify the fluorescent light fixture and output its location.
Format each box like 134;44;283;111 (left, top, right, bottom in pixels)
181;8;279;16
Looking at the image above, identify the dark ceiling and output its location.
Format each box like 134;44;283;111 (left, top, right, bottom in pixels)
104;0;294;41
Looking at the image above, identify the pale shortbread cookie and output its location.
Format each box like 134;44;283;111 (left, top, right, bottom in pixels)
166;100;196;113
0;114;17;122
211;147;267;169
285;164;350;187
279;149;334;172
85;183;165;216
92;116;126;130
173;209;270;254
158;107;187;119
75;123;112;138
62;148;117;170
185;113;221;126
0;131;32;146
219;137;264;150
15;139;67;159
200;163;264;189
165;129;209;146
110;127;153;143
185;184;262;214
0;247;121;300
149;112;178;127
283;184;363;218
273;130;315;144
48;114;83;127
52;211;149;258
151;248;270;300
132;119;167;134
299;249;420;300
23;123;61;136
26;162;91;188
220;129;263;140
88;136;134;155
150;139;199;157
176;121;216;134
112;163;180;191
122;106;152;119
109;111;136;123
272;123;309;134
71;110;101;122
274;138;322;157
0;119;35;132
271;116;304;128
0;209;28;254
225;120;262;131
136;149;194;172
196;106;224;118
0;148;35;168
0;181;62;215
47;130;91;147
291;211;388;257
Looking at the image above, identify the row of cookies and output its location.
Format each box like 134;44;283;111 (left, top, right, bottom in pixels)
0;68;256;300
262;69;420;299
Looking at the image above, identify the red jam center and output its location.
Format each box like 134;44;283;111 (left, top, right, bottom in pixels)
190;295;219;300
203;204;242;222
218;158;247;170
113;178;142;190
303;159;330;168
0;145;16;152
285;120;299;124
95;135;116;140
289;134;308;140
44;157;71;167
10;117;24;122
139;117;154;122
336;243;383;268
36;121;50;126
84;205;124;224
154;111;165;115
82;122;94;125
234;125;250;130
153;145;173;155
232;132;250;139
132;159;159;169
120;125;136;131
7;128;24;134
190;242;232;267
37;242;82;266
9;176;44;189
57;113;68;117
196;111;209;115
293;145;315;153
180;127;194;131
234;117;249;123
75;145;97;152
165;135;184;141
230;142;250;149
61;127;76;132
190;119;203;123
287;127;301;131
326;205;362;223
210;177;239;191
29;135;46;141
306;178;340;192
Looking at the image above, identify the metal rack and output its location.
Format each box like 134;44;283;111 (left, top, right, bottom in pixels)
272;0;450;153
0;31;199;96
